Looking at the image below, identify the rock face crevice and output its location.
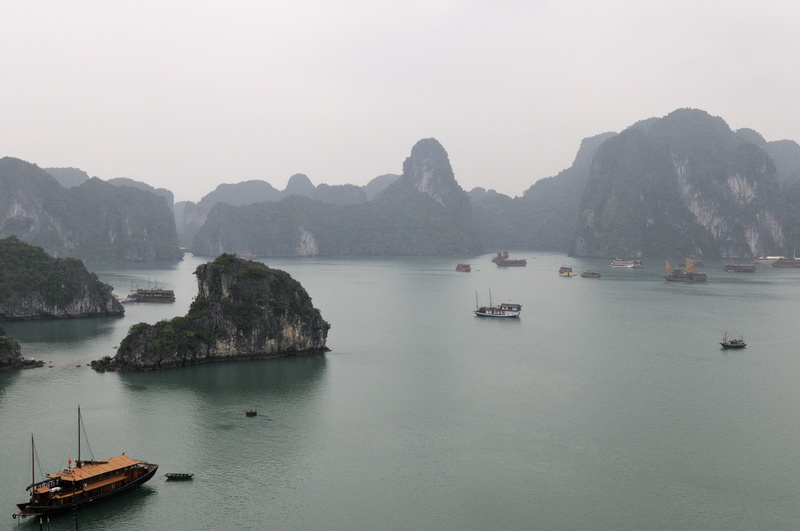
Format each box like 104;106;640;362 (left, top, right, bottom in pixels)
92;254;329;371
571;109;787;258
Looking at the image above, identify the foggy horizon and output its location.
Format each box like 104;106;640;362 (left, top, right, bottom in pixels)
4;2;800;202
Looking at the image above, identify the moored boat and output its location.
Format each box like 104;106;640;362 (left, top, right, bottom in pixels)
558;266;573;277
455;263;471;272
127;287;176;302
491;251;527;267
720;332;746;349
772;251;800;268
665;258;706;283
13;407;158;520
610;258;643;268
474;291;522;318
724;263;756;273
580;271;601;278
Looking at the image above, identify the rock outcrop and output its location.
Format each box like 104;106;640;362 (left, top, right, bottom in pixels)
0;325;43;369
0;236;124;320
91;254;329;371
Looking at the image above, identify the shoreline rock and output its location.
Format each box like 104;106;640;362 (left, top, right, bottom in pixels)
0;326;43;370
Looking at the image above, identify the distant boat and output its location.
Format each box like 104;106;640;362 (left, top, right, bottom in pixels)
580;271;601;278
772;251;800;268
720;332;746;349
665;258;707;283
754;256;782;265
127;288;176;302
122;280;175;303
474;291;522;318
611;258;643;268
558;266;573;277
491;251;527;267
724;263;756;273
455;263;471;272
13;407;158;520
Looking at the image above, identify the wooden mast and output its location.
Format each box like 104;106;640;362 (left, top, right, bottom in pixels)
31;434;35;488
77;405;81;467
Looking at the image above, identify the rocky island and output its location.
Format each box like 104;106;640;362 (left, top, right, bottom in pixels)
92;254;329;371
0;236;124;320
0;325;43;369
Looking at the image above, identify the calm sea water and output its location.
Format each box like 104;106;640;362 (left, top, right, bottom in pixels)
2;253;800;530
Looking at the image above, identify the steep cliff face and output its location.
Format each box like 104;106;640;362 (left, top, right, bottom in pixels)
0;326;44;369
400;138;468;210
0;236;124;320
572;109;786;258
92;254;329;371
1;157;182;262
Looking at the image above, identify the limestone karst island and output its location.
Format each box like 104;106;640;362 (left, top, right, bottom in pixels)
91;254;329;371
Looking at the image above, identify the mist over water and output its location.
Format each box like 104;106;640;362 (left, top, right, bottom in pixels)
3;254;800;530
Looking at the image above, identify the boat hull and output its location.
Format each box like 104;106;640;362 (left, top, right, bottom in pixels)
14;463;159;519
720;343;747;349
474;310;520;318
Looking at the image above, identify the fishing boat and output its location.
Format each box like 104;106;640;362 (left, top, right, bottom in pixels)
473;291;522;318
610;258;643;268
724;263;756;273
455;263;471;272
13;407;158;520
665;258;707;283
491;251;527;267
720;333;746;349
558;266;573;277
580;271;601;278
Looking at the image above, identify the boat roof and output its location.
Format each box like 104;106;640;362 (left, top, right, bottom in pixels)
47;455;142;483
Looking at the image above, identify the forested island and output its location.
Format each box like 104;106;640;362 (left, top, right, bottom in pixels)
0;236;124;320
92;254;329;371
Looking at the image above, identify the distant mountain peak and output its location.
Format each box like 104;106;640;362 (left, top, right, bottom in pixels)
400;138;463;207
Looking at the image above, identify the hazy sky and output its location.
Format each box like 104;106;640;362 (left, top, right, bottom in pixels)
4;1;800;202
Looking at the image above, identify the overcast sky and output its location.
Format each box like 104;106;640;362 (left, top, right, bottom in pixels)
3;1;799;202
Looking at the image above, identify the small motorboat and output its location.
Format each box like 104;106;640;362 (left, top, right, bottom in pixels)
246;410;257;417
165;473;194;480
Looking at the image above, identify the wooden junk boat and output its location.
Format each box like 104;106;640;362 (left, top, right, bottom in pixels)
13;407;158;520
665;258;707;283
455;263;471;272
558;266;573;277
